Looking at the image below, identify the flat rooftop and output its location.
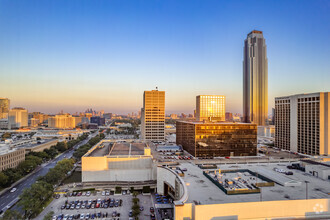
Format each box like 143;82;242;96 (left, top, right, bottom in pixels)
86;141;146;157
110;142;146;156
177;121;254;125
179;162;330;205
87;142;111;157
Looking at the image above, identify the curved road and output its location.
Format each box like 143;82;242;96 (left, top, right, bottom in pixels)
0;133;97;214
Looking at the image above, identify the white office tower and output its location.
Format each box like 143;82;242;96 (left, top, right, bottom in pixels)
141;89;165;141
243;30;268;126
275;92;330;156
8;107;28;129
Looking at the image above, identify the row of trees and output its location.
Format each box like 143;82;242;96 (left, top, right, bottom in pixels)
131;192;141;220
0;159;75;220
0;133;89;190
73;133;105;160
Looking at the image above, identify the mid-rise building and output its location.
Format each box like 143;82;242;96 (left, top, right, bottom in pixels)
243;30;268;126
176;121;257;157
196;95;225;122
8;107;28;128
275;92;330;155
0;98;10;119
141;89;165;141
29;118;40;127
90;116;105;126
48;114;76;129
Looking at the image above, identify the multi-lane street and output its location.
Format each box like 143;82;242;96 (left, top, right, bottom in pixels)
0;133;97;214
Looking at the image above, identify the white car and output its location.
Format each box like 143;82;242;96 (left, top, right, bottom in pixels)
80;214;85;219
10;188;17;193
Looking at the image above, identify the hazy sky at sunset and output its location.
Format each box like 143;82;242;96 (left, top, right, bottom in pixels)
1;0;329;114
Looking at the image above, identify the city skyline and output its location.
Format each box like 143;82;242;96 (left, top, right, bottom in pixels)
1;0;330;114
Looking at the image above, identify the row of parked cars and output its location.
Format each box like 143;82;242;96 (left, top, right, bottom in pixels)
163;155;194;160
61;198;123;210
155;194;171;204
54;212;118;220
65;191;92;197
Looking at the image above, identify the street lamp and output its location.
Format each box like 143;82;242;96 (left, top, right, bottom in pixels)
305;181;309;200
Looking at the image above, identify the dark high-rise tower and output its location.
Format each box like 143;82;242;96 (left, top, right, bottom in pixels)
243;30;268;126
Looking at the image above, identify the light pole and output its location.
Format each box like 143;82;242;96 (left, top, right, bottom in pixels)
305;181;309;200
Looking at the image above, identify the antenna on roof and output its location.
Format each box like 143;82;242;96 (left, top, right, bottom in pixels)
156;86;158;90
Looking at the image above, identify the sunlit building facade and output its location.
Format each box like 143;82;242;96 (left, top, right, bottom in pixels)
48;114;76;129
0;98;10;119
196;95;225;122
8;107;28;128
275;92;330;156
176;121;257;158
141;90;165;141
243;30;268;126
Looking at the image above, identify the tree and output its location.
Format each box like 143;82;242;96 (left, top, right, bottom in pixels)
17;159;38;175
55;142;67;152
19;181;53;218
3;168;22;185
43;211;54;220
1;210;23;220
0;172;9;188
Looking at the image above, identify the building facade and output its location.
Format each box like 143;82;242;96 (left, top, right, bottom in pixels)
176;121;257;158
243;30;268;126
275;92;330;155
0;148;25;171
0;98;10;119
141;90;165;141
8;107;28;128
48;114;76;129
196;95;225;122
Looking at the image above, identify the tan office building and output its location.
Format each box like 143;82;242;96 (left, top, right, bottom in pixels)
0;148;25;171
141;90;165;141
48;114;76;129
196;95;225;121
275;92;330;155
0;98;10;119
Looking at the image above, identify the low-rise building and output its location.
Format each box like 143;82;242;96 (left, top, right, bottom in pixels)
82;140;157;182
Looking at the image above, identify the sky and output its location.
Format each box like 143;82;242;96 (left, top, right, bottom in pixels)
0;0;329;115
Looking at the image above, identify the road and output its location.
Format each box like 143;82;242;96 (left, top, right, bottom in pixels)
0;132;98;214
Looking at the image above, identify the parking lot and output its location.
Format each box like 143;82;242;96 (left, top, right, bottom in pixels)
37;191;154;220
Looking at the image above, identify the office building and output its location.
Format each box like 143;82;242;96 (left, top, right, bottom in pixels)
0;98;10;119
8;107;28;128
90;116;105;126
176;121;257;157
243;30;268;126
196;95;225;122
0;148;25;171
225;112;233;121
48;114;76;129
141;89;165;141
275;92;330;155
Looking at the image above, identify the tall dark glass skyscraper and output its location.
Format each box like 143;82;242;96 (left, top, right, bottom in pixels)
243;30;268;126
